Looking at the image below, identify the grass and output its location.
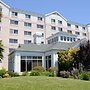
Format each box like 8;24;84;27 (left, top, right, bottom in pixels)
0;76;90;90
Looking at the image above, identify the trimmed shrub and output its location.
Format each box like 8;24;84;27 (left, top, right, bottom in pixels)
71;69;79;79
41;71;51;76
48;72;54;77
22;71;28;76
80;72;89;81
8;71;19;77
3;73;10;78
0;69;6;78
33;66;45;72
60;71;70;78
30;70;40;76
48;67;57;72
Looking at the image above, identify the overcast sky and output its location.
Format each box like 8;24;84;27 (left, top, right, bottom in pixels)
3;0;90;24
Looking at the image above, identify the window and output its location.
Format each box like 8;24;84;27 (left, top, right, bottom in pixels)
67;30;72;34
70;38;72;42
41;42;44;44
24;40;31;44
58;20;62;24
12;12;18;17
10;29;18;34
83;33;87;36
38;17;43;21
24;31;31;35
0;7;2;22
0;27;1;31
82;27;85;30
24;22;32;27
42;33;44;37
67;23;71;27
67;37;69;41
51;19;55;23
58;27;63;31
25;14;31;19
73;38;76;41
9;39;18;43
64;36;66;41
10;20;18;25
37;24;43;29
51;26;56;30
75;31;80;35
46;55;51;69
60;36;63;40
75;25;78;28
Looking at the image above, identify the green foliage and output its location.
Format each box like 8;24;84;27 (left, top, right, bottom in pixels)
58;48;80;71
71;69;79;79
33;66;45;72
0;69;6;77
8;71;19;77
41;71;51;76
60;71;70;78
0;40;4;60
30;70;40;76
80;72;89;81
22;71;28;76
3;73;10;78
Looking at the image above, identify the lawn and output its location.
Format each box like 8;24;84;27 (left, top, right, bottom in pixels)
0;76;90;90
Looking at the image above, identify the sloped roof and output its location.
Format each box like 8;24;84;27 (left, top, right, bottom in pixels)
13;39;85;53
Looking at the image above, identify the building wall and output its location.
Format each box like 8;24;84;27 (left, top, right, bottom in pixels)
0;1;90;70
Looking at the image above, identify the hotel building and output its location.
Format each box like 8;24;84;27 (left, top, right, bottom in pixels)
0;0;90;70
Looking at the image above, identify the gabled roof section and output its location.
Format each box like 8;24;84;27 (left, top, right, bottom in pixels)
0;0;10;8
45;11;67;21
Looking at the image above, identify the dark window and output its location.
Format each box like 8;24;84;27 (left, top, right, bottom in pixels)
12;12;18;16
67;23;71;27
24;40;31;44
9;39;18;43
24;22;31;27
51;26;56;30
64;36;66;41
25;14;31;19
38;17;43;21
61;36;63;40
27;60;32;71
24;31;31;35
58;20;62;24
82;27;85;30
58;27;63;31
67;37;69;41
51;19;55;23
37;24;43;29
75;25;78;28
21;60;26;72
67;30;72;34
10;20;18;25
83;33;87;36
75;31;80;35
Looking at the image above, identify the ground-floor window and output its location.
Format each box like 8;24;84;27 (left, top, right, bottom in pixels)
21;56;42;72
46;55;51;69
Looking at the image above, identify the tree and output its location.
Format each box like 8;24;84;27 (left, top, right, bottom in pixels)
79;40;90;70
0;40;4;61
57;48;79;71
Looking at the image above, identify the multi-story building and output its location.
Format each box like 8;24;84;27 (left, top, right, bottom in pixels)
0;0;90;70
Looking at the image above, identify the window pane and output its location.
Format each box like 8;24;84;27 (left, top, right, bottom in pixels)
21;60;26;72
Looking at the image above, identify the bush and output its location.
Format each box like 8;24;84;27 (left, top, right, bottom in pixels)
30;70;40;76
60;71;70;78
41;71;51;76
33;66;45;72
71;69;79;79
8;71;19;77
48;72;55;77
80;72;89;81
3;73;10;78
48;67;57;72
22;71;28;76
0;69;6;78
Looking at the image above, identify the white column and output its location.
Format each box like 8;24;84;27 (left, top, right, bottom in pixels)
42;55;44;67
14;53;21;73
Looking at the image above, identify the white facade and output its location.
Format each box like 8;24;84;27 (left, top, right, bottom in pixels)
0;0;90;70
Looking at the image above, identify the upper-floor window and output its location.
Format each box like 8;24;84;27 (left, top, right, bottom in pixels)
60;36;63;41
58;27;63;31
24;40;31;44
51;19;55;23
83;33;87;36
38;17;43;21
37;24;43;29
51;26;56;30
24;31;31;35
82;27;85;30
75;25;79;28
10;29;18;35
67;23;71;27
24;22;32;27
12;12;18;17
9;39;18;43
75;31;80;35
25;14;31;19
67;30;72;34
58;20;62;24
10;20;18;25
42;33;44;37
